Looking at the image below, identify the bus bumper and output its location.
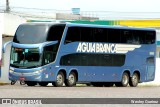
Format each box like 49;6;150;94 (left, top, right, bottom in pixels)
9;72;43;82
8;67;57;82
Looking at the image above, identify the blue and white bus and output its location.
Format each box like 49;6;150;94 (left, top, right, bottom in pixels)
4;23;156;87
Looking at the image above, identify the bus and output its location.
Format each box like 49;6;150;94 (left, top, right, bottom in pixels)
4;23;156;87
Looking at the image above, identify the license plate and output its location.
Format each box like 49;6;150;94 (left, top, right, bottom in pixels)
19;77;25;81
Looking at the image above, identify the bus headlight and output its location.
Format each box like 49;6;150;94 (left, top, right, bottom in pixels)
9;69;14;73
34;69;44;74
9;67;14;73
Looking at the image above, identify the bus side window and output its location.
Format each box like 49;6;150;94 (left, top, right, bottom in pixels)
44;53;51;64
43;45;56;65
65;27;80;44
47;25;65;41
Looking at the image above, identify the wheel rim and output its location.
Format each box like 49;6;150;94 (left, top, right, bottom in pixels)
68;74;75;84
132;74;138;86
57;74;63;85
122;74;129;85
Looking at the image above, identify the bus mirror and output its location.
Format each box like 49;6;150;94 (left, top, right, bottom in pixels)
39;41;58;53
3;41;12;53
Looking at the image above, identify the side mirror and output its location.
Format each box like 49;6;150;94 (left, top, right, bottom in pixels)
39;41;58;53
3;41;12;53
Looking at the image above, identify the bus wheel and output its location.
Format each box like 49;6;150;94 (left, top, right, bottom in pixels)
65;72;77;87
54;72;64;87
116;72;129;87
39;82;48;86
129;73;139;87
26;81;37;86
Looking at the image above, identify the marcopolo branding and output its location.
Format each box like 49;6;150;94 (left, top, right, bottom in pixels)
76;42;141;54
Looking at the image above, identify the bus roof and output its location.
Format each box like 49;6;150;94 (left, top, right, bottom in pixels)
20;22;155;31
66;23;155;31
20;22;66;27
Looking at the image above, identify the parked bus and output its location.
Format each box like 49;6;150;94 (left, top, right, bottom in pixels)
4;23;156;87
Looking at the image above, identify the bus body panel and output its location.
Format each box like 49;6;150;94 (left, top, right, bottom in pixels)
8;23;156;85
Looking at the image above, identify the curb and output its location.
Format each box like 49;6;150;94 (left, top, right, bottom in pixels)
0;83;10;86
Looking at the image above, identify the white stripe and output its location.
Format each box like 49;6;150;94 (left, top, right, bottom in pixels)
115;44;141;54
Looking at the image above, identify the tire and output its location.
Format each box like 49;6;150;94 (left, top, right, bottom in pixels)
116;72;129;87
39;82;48;86
129;73;139;87
26;81;37;86
53;72;64;87
11;80;16;85
65;72;77;87
20;81;25;85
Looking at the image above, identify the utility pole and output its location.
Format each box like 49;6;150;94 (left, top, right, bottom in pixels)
6;0;10;12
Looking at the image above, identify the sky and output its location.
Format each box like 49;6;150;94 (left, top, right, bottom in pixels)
0;0;160;12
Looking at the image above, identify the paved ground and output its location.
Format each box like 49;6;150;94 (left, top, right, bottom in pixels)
0;83;160;107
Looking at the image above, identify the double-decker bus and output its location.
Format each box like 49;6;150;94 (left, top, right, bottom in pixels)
4;23;156;87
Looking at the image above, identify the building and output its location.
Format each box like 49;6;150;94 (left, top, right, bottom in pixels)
0;13;26;82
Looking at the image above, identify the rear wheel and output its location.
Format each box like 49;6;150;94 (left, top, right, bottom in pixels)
65;72;77;87
39;82;48;86
129;73;139;87
115;72;129;87
26;81;37;86
53;72;64;87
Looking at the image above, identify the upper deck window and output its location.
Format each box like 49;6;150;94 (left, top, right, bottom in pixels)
13;24;48;44
13;24;66;44
47;25;65;41
65;26;156;45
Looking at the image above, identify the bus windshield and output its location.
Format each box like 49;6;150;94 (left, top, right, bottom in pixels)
10;47;41;68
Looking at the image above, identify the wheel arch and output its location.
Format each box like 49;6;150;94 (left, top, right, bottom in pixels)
69;69;78;82
58;69;67;80
123;70;131;77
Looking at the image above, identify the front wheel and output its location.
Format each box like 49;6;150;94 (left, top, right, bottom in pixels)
53;72;64;87
65;72;77;87
129;73;139;87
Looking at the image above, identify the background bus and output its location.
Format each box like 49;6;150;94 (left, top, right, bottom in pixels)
5;23;156;87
